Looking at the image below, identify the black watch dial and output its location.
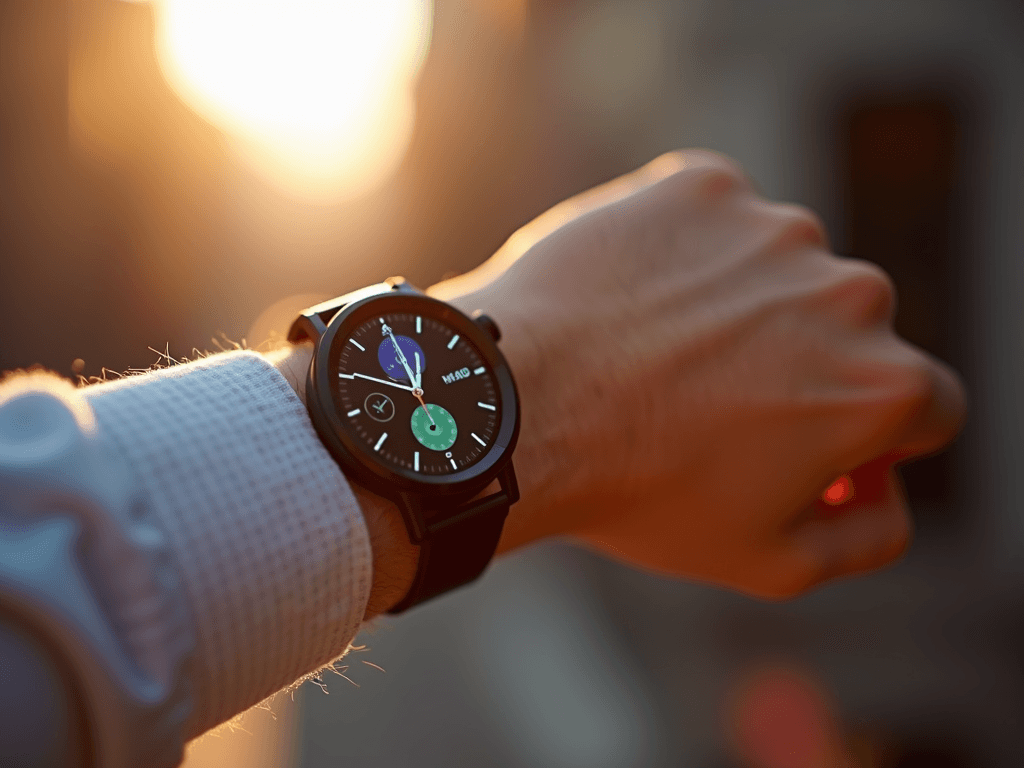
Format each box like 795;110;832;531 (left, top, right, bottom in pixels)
329;311;501;476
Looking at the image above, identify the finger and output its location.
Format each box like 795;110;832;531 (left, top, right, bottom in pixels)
788;459;912;585
812;356;959;511
886;349;969;463
818;341;969;498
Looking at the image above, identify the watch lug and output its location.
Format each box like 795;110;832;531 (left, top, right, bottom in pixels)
498;460;519;504
385;276;421;294
287;312;328;344
396;492;429;544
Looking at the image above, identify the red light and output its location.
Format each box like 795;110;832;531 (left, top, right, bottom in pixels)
821;475;853;505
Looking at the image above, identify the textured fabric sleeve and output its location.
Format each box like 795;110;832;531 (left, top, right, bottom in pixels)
81;350;373;739
1;374;194;768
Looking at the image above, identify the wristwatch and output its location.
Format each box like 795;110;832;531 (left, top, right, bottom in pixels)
288;278;520;613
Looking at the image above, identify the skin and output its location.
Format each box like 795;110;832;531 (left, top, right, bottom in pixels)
275;149;969;616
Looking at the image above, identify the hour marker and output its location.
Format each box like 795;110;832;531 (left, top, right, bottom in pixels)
447;334;460;350
477;402;496;411
347;409;360;417
374;433;388;451
450;458;458;470
380;318;385;324
349;338;365;351
473;366;486;375
414;451;420;471
471;432;486;446
416;316;422;334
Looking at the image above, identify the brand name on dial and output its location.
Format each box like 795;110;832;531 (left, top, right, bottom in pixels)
441;367;471;384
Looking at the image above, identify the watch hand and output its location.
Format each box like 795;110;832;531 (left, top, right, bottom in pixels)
414;352;422;389
387;331;419;387
413;391;436;427
340;372;414;392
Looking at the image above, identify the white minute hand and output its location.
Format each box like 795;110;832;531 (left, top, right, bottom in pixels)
339;372;414;392
388;331;419;388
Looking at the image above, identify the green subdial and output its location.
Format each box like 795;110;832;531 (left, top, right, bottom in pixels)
410;403;458;451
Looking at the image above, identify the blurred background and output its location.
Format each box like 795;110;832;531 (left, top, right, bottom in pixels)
2;0;1022;765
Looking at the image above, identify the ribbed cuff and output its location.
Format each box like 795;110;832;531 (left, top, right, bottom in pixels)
83;351;372;736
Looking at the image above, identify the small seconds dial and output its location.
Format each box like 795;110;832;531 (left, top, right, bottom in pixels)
331;313;501;476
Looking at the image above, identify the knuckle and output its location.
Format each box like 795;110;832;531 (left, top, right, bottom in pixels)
860;337;935;401
760;202;831;251
695;167;747;203
682;147;747;176
889;359;935;412
646;149;691;175
827;261;898;327
651;149;751;202
839;348;932;436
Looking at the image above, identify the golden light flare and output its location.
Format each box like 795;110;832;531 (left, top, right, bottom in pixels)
149;0;432;200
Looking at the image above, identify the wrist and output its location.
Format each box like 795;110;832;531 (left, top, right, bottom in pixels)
348;485;419;620
266;342;418;619
435;282;585;555
265;341;312;407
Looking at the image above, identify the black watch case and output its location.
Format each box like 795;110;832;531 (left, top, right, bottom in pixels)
302;290;521;539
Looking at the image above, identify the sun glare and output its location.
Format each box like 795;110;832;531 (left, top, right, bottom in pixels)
150;0;432;199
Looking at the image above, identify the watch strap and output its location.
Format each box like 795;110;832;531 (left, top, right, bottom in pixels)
288;280;412;345
388;461;518;613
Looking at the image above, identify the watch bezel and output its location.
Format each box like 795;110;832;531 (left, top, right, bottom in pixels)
306;292;520;500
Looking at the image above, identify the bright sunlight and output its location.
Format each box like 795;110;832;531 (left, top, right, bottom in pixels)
149;0;432;199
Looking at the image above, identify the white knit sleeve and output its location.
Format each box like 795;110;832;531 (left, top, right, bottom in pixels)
82;350;373;738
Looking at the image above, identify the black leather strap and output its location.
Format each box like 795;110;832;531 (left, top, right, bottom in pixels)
387;468;516;614
288;282;400;344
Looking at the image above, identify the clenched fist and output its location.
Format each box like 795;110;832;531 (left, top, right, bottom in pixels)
434;149;968;599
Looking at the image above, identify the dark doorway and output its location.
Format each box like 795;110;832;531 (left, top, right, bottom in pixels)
835;87;974;531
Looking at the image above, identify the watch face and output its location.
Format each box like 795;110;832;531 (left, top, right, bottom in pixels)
326;307;505;479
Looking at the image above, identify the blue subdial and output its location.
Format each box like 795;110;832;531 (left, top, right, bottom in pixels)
377;335;426;383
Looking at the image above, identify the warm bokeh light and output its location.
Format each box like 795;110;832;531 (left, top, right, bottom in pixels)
821;474;854;505
726;666;854;768
149;0;432;199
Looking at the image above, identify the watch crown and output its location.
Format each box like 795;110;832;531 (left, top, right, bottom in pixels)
385;276;408;290
472;312;501;343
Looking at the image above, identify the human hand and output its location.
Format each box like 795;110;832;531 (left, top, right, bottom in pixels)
432;149;968;599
